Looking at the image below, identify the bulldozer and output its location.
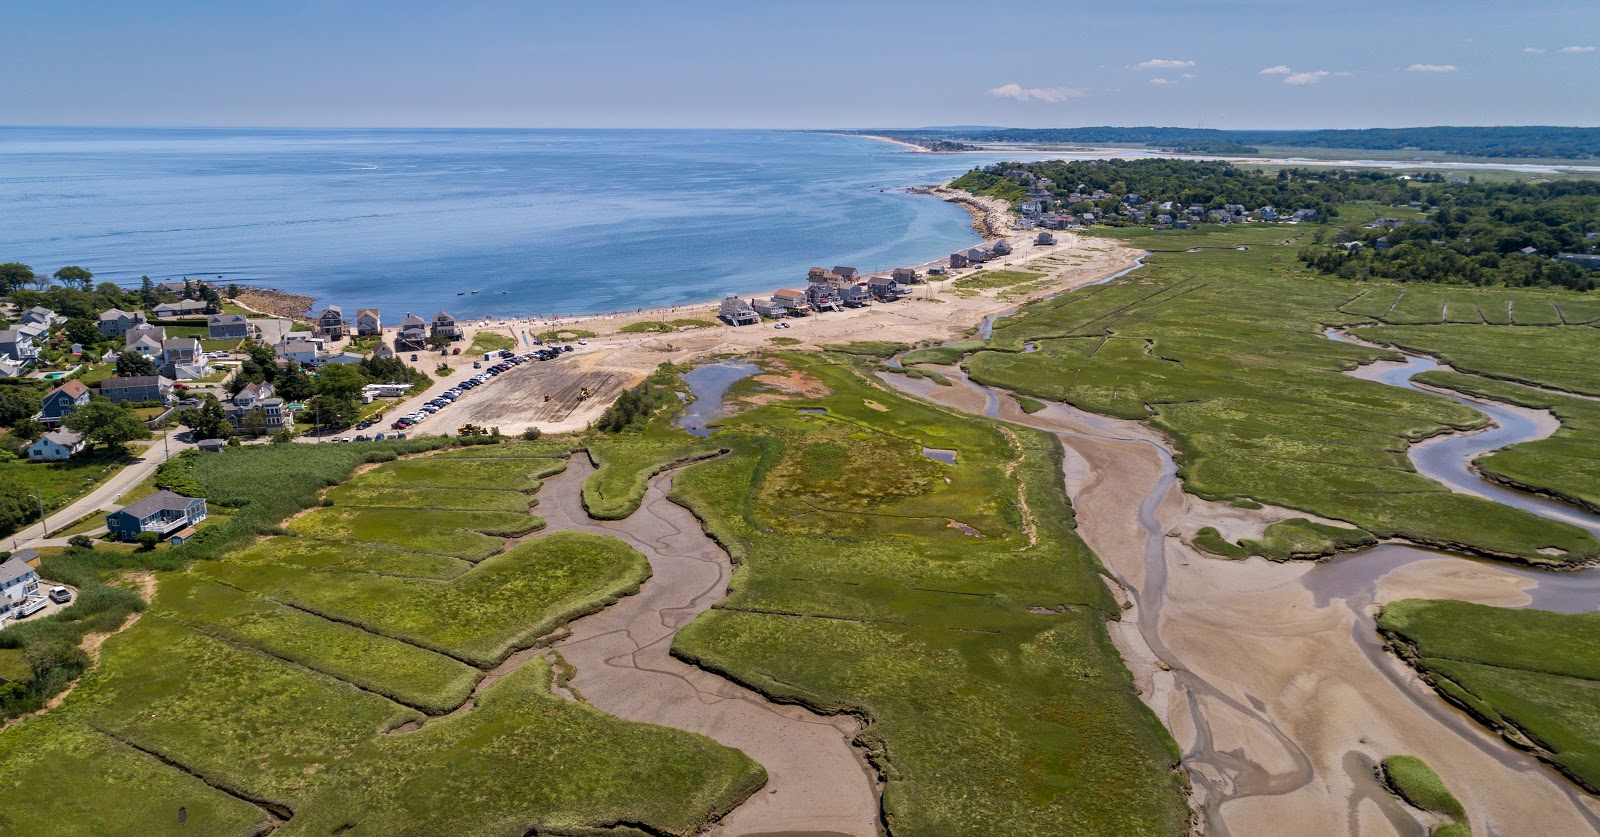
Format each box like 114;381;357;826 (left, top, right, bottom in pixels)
577;386;592;402
457;423;488;437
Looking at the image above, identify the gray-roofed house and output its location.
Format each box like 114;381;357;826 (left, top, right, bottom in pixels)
315;305;348;339
771;289;811;315
1035;231;1056;246
38;380;91;427
750;298;789;319
831;266;860;281
20;306;59;328
355;308;382;336
0;330;38;365
373;340;397;360
0;556;42;616
867;275;910;302
28;429;85;462
836;282;871;307
949;251;970;269
990;240;1012;256
430;311;462;340
100;375;175;404
208;313;250;340
154;299;210;318
718;295;761;326
395;314;429;350
106;490;208;542
805;282;843;313
98;308;148;337
891;267;920;285
124;324;168;358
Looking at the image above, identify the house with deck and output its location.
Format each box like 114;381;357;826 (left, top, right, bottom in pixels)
161;337;210;379
395;314;429;351
355;309;382;336
771;289;811;315
751;298;789;319
208;313;250;340
1035;231;1056;246
106;490;208;542
20;306;59;328
28;429;85;462
718;296;761;326
891;268;920;285
275;336;324;365
226;383;292;433
949;252;970;269
0;556;42;623
831;266;860;282
805;282;843;313
314;306;348;340
867;276;910;302
98;308;148;337
0;330;38;365
37;380;91;427
154;299;210;318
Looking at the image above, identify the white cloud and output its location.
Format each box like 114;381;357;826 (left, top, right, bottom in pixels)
1133;58;1195;70
1149;78;1172;85
1284;70;1331;85
1560;45;1597;53
1259;65;1292;75
1524;47;1546;54
987;83;1087;103
1407;63;1458;72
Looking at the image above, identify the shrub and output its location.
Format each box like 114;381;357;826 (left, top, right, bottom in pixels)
66;535;94;551
135;532;159;551
521;427;542;441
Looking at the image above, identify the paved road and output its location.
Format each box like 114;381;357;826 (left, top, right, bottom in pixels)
7;432;196;554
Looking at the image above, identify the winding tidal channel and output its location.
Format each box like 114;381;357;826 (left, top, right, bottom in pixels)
879;330;1600;836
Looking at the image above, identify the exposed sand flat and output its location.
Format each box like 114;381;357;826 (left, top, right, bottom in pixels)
541;457;881;837
879;370;1600;837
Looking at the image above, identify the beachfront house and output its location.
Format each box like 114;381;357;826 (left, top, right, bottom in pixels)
355;308;382;336
1036;231;1056;246
867;276;910;302
891;267;920;285
949;252;970;269
430;311;462;341
751;298;789;319
718;295;761;326
161;337;209;379
106;490;208;542
991;240;1012;256
395;314;429;351
315;306;348;339
208;313;250;340
98;308;147;337
37;380;91;427
964;246;993;264
100;375;174;404
832;267;860;282
805;282;843;313
0;330;38;365
28;429;85;462
771;289;811;316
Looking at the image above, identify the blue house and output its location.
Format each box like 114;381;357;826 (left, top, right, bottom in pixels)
37;380;91;427
106;490;208;542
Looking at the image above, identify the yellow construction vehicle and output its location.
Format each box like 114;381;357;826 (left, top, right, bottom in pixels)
578;386;592;401
457;423;488;436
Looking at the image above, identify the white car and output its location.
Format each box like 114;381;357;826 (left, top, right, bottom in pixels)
577;339;588;345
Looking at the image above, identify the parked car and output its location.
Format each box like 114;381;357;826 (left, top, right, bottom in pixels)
410;354;419;361
577;339;588;345
48;587;71;604
473;361;481;368
452;348;461;355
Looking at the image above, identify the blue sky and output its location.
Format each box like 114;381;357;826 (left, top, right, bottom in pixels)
3;0;1596;128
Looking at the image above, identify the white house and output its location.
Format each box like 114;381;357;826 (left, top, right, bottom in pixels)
275;335;324;365
0;555;42;618
28;429;85;462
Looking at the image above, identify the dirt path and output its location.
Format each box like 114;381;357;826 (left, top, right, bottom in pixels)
880;369;1600;837
540;456;881;837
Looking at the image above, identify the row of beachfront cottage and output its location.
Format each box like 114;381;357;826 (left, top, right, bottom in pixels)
719;266;922;325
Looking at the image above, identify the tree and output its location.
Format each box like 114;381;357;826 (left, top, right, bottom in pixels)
270;428;295;445
64;399;149;450
67;534;95;551
52;266;93;290
240;408;267;436
8;418;44;443
0;388;42;426
136;531;159;551
306;395;358;430
0;263;34;294
275;362;313;401
427;332;452;351
115;351;159;378
244;343;278;380
138;276;159;308
0;483;36;536
226;284;240;299
177;395;231;440
64;318;102;348
314;363;365;401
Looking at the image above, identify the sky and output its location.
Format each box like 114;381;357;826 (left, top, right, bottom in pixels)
2;0;1596;129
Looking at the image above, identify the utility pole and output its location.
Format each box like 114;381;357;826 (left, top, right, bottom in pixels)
34;488;46;538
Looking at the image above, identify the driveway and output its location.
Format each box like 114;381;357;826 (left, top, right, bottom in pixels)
7;432;197;554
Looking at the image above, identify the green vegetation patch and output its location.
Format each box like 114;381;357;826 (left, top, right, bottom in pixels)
467;331;517;355
225;536;468;580
278;659;762;837
287;507;537;560
900;339;986;367
584;437;720;520
619;318;716;334
1357;324;1600;397
667;353;1189;834
819;340;910;358
963;223;1600;565
1241;518;1378;561
1380;599;1600;792
1193;527;1250;559
200;531;648;667
1381;755;1468;822
952;269;1044;290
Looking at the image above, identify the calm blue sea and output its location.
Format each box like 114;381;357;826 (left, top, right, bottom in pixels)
0;128;1041;322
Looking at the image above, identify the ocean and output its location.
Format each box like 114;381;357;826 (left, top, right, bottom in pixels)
0;128;1041;322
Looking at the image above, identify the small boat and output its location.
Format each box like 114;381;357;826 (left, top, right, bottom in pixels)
471;290;480;294
456;291;465;295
